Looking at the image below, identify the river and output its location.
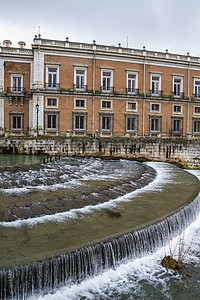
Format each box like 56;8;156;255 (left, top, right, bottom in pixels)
0;155;199;299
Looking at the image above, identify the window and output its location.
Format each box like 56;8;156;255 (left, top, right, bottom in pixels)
126;71;138;94
73;112;87;131
174;79;181;96
47;115;57;129
151;103;160;112
75;115;84;129
150;116;161;132
74;99;86;109
101;100;112;109
100;113;113;132
126;101;137;111
46;67;59;89
151;76;162;96
102;116;111;130
74;68;87;91
12;76;22;92
194;106;200;114
13;116;22;129
126;115;138;132
173;105;182;114
150;73;162;96
101;69;113;92
193;119;200;133
10;113;24;131
46;98;58;108
151;76;159;94
173;76;183;98
151;119;159;131
127;74;136;94
45;111;59;131
172;118;182;134
194;80;200;98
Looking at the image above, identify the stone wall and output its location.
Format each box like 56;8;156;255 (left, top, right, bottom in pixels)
0;136;200;168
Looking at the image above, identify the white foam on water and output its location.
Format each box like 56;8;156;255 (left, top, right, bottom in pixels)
0;162;177;228
0;158;130;194
28;198;200;300
1;178;82;195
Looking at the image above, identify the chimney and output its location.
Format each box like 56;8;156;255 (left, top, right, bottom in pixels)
18;41;26;48
3;40;12;47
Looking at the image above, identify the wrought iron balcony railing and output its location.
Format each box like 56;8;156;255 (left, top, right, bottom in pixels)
172;92;184;98
73;84;88;91
7;87;26;95
45;83;60;89
150;90;163;97
126;88;139;95
100;86;114;93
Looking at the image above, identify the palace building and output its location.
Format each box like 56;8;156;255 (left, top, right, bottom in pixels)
1;35;200;138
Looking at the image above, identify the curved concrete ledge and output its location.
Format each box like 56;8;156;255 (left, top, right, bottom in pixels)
0;163;200;299
0;163;199;269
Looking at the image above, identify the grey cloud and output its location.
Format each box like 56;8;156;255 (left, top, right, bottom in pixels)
1;0;200;56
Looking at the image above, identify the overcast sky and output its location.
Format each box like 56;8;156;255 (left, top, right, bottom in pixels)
1;0;200;56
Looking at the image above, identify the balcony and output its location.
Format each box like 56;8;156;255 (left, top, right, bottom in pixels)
100;86;114;93
45;83;60;90
150;90;163;97
126;88;139;95
73;84;88;92
172;92;184;98
6;87;26;96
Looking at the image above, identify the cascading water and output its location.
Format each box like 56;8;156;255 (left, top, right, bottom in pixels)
0;196;199;300
0;157;199;299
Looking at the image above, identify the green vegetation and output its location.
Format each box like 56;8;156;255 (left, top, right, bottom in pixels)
161;255;182;271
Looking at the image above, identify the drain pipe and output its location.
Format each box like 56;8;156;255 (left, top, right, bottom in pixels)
187;59;190;137
92;41;96;137
142;51;146;137
143;98;145;137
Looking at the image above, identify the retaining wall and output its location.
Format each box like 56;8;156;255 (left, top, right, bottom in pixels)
0;137;200;168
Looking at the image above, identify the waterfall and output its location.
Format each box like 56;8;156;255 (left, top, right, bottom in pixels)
0;195;199;300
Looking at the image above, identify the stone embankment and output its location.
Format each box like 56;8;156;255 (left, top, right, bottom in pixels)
0;136;200;168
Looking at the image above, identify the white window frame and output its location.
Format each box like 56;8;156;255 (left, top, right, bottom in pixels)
101;68;113;92
45;111;59;132
11;74;23;93
126;101;137;112
149;115;162;133
10;112;24;131
173;75;183;98
126;114;138;132
73;112;87;132
126;71;138;94
100;113;113;132
150;73;162;96
46;97;58;108
173;104;182;114
46;64;59;89
194;78;200;98
193;118;200;134
74;98;86;109
150;102;161;113
194;106;200;115
74;66;87;91
101;100;112;110
172;117;183;134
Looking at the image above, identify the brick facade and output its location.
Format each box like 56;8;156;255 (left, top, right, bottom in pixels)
1;36;200;138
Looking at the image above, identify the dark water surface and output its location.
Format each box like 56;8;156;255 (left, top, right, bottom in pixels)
0;154;43;167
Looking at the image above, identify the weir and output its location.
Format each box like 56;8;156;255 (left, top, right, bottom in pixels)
0;195;199;299
0;158;199;299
